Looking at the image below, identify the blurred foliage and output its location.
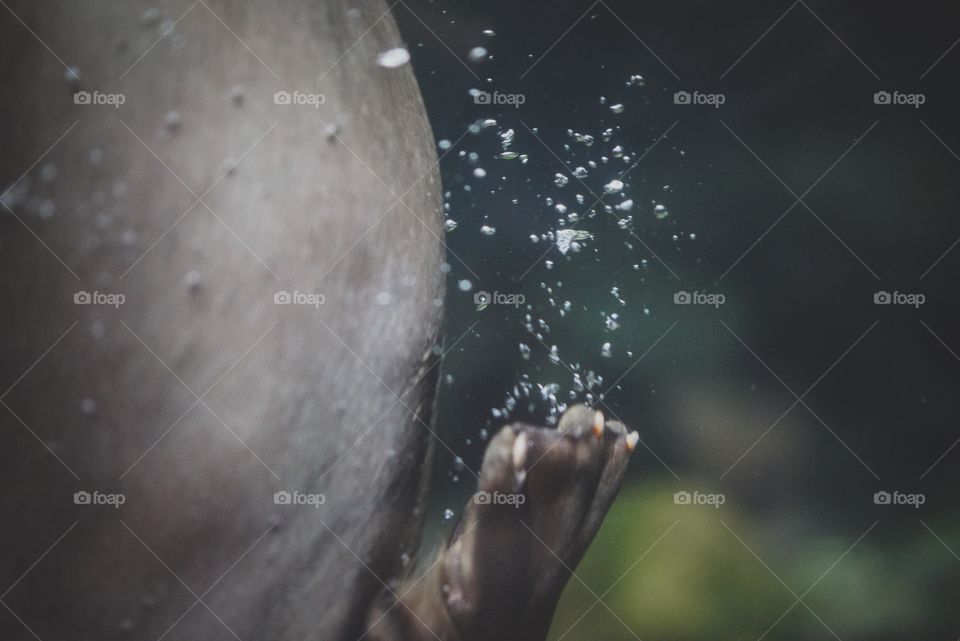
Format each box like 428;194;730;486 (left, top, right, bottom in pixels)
548;478;960;640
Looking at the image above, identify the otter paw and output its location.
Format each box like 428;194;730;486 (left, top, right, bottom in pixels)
441;404;637;641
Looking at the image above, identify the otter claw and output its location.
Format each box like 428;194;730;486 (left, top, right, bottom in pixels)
592;410;604;439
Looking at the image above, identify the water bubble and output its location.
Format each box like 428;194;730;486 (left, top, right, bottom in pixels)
480;225;496;236
654;204;669;219
610;103;625;114
184;270;202;289
377;47;411;68
554;173;569;187
499;151;519;160
375;291;393;306
482;29;496;37
444;219;458;232
616;199;633;212
572;166;588;179
438;139;452;150
601;342;613;358
443;508;455;521
628;74;645;86
473;167;487;178
458;279;472;292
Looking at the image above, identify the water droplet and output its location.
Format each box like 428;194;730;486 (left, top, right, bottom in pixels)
555;229;590;255
80;398;97;415
141;7;161;27
40;163;57;183
164;110;182;132
63;66;81;85
184;270;202;289
377;47;410;68
229;85;245;107
468;46;488;63
604;179;623;194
